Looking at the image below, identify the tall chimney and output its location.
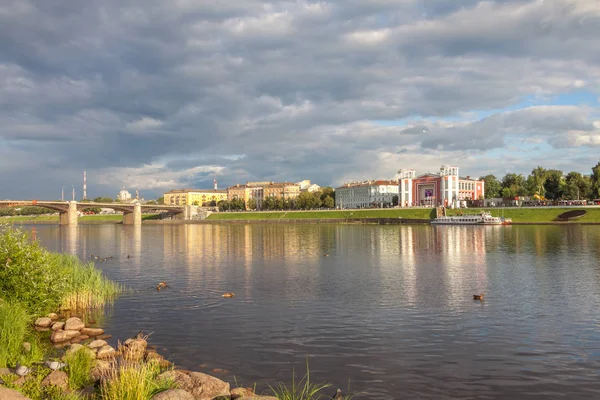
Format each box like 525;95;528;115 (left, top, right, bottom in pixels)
83;171;87;200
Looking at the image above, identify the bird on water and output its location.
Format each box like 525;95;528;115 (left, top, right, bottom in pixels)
222;292;235;298
156;282;168;290
473;293;484;300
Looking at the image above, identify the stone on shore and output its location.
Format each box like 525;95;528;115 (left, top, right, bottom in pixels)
158;370;230;400
122;338;147;361
52;322;65;331
96;345;117;359
80;328;104;337
51;329;80;343
47;313;59;320
40;370;69;391
64;317;85;331
88;339;108;349
231;387;255;399
0;387;31;400
151;389;196;400
34;317;53;328
90;360;112;382
96;334;112;340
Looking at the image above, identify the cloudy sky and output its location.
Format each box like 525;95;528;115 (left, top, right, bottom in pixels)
1;0;599;200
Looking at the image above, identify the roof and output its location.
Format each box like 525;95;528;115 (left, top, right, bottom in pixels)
165;189;227;194
336;180;398;189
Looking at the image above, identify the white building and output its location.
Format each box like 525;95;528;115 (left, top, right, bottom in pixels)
295;180;321;193
335;180;399;209
117;187;132;202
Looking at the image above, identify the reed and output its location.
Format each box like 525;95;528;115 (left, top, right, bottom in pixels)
65;347;96;390
0;224;122;315
269;363;332;400
100;361;175;400
0;300;30;368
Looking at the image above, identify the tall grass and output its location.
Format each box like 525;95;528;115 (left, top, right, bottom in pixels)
100;361;175;400
65;347;96;390
269;364;332;400
0;300;30;367
1;366;84;400
0;224;122;315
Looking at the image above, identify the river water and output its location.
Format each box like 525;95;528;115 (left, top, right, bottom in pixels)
23;223;600;399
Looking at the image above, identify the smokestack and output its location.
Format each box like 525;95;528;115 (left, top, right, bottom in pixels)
83;171;87;200
214;179;217;190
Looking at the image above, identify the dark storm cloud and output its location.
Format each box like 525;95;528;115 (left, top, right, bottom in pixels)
1;0;599;198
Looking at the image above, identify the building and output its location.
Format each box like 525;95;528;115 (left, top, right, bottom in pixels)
117;187;132;202
227;181;301;209
397;165;485;208
335;180;399;209
164;189;228;206
295;180;321;193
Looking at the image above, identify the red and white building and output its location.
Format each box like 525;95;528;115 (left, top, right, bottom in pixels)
397;165;484;208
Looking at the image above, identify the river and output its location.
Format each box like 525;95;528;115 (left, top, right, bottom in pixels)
23;223;600;399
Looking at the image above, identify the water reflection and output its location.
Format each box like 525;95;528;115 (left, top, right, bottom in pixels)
25;224;600;399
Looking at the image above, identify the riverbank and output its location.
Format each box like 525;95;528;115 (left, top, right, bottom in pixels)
204;207;600;224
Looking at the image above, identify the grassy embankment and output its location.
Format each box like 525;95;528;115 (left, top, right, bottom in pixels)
1;214;161;223
207;207;600;223
0;224;124;399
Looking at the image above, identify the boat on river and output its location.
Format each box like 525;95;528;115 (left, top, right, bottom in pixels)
431;211;511;225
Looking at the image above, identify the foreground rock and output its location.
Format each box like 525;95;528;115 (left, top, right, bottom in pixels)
0;387;31;400
158;370;230;400
34;317;53;328
121;338;147;361
151;389;196;400
80;327;104;337
96;345;117;359
64;317;85;331
40;370;69;391
51;329;80;343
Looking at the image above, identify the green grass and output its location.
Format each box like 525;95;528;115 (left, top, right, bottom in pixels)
0;300;45;368
1;366;83;400
100;361;175;400
445;207;600;223
208;209;434;220
65;347;96;390
208;207;600;223
269;364;332;400
1;214;160;223
0;224;122;315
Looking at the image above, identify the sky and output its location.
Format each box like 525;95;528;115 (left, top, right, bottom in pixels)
1;0;599;200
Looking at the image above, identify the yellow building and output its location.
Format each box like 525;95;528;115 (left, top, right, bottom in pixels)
164;189;228;206
226;182;301;209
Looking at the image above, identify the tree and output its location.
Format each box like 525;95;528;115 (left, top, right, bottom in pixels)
322;195;334;209
262;197;275;210
479;175;502;199
146;200;157;205
320;187;335;202
93;196;113;203
501;173;527;197
544;169;565;200
157;197;165;205
530;166;548;197
193;201;199;206
247;198;257;210
591;162;600;199
564;172;591;200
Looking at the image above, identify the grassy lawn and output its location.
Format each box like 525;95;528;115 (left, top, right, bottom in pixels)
209;208;436;220
208;207;600;223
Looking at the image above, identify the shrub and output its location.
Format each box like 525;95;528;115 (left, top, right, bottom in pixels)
0;225;122;315
100;361;175;400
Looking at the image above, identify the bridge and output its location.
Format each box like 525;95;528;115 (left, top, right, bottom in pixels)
0;201;199;226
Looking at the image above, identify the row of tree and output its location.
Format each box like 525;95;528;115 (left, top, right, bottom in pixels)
480;162;600;200
218;188;336;211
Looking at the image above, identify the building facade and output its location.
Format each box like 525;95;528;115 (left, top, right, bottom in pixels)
335;180;399;209
117;187;132;202
227;181;301;209
397;165;485;208
164;189;228;206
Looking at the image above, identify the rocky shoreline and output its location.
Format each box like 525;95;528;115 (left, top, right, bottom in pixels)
0;313;285;400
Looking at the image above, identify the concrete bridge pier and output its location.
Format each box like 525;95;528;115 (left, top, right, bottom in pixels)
123;202;142;226
59;201;78;226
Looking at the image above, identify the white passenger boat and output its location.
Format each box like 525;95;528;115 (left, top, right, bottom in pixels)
431;211;511;225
